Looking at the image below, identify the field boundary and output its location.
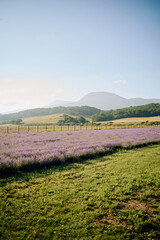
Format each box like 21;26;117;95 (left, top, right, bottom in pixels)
0;122;160;133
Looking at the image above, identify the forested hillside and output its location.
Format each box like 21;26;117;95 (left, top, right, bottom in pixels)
0;106;101;121
92;103;160;121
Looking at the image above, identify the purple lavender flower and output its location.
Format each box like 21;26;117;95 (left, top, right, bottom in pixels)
0;127;159;173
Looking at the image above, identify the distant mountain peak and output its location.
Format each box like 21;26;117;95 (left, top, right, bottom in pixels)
46;91;160;110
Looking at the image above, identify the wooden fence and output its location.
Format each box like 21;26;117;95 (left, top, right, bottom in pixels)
0;125;104;133
0;123;159;133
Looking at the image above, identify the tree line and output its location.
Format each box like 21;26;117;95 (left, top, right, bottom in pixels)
0;119;23;125
92;103;160;122
57;115;89;125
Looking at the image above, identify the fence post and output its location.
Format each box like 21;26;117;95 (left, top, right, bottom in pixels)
6;126;9;133
37;126;39;132
18;125;20;133
28;126;29;132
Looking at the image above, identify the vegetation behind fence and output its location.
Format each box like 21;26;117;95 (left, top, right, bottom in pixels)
0;121;159;133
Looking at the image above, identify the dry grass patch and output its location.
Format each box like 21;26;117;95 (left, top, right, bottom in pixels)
122;200;151;213
92;210;134;230
92;211;119;226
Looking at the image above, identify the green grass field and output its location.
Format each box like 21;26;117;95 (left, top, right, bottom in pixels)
0;144;160;240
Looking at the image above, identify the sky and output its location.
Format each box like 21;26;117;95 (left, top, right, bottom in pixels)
0;0;160;113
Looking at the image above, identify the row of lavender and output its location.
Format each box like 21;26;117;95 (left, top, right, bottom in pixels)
0;127;160;174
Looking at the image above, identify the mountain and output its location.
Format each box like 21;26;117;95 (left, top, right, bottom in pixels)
66;92;129;110
128;98;160;106
1;92;160;121
47;92;160;110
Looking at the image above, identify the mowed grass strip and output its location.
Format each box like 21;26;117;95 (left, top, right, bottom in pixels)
0;145;160;240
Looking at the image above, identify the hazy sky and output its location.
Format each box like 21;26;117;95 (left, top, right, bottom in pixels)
0;0;160;113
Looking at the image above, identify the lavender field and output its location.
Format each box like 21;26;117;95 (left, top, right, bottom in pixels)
0;127;160;174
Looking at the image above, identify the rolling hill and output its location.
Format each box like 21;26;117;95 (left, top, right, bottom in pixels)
92;103;160;122
0;106;101;122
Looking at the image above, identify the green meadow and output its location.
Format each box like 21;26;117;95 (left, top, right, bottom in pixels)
0;144;160;239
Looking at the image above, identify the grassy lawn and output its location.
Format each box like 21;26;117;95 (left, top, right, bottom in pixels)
0;144;160;240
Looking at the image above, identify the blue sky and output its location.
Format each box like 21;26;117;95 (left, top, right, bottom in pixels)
0;0;160;113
